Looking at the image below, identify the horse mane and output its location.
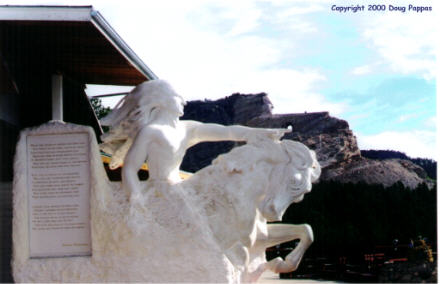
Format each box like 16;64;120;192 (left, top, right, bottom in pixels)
211;139;319;182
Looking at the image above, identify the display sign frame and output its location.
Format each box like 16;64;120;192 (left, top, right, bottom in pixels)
25;131;92;258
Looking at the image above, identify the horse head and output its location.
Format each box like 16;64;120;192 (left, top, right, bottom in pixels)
211;138;320;222
258;140;321;222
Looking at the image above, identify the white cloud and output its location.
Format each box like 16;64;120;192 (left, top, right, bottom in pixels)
350;62;383;76
351;64;374;76
85;85;133;97
360;5;437;80
90;1;344;115
270;2;325;33
219;1;262;36
276;3;324;17
397;114;416;123
424;116;437;129
227;68;347;115
267;0;332;6
357;130;437;159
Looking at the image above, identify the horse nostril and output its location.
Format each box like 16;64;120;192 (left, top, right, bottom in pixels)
269;204;276;213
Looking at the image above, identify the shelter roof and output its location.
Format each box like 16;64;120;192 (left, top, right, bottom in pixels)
0;5;157;85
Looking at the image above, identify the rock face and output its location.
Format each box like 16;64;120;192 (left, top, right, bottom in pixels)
247;112;361;169
181;93;433;189
181;93;272;172
322;157;432;189
183;92;272;125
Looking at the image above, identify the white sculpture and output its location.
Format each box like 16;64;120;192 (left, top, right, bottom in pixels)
100;80;288;199
185;139;320;282
97;79;321;282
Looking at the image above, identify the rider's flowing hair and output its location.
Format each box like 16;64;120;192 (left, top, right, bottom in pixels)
99;79;181;169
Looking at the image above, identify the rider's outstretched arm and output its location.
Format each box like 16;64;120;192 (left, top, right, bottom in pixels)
185;120;289;146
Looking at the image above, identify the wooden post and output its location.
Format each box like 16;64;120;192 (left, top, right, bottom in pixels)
51;74;63;121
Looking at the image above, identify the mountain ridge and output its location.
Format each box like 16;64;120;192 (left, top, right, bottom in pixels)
361;149;436;180
181;93;434;189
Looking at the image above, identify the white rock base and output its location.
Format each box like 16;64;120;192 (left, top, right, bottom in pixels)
12;122;237;283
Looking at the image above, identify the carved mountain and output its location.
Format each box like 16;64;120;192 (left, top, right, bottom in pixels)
181;93;272;172
181;93;433;189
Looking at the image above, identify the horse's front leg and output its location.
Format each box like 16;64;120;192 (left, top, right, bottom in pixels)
264;223;313;273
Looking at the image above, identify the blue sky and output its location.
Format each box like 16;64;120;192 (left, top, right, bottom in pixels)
2;0;437;159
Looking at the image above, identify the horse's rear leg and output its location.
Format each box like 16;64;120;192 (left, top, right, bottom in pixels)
265;224;313;273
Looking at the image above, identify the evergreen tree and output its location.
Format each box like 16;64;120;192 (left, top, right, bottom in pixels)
90;97;111;119
282;181;437;260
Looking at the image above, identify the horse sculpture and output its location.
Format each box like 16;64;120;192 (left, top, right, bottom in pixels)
183;138;320;282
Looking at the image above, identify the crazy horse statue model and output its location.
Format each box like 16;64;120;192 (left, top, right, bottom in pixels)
96;79;321;283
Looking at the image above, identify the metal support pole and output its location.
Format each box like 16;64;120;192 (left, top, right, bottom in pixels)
51;74;63;121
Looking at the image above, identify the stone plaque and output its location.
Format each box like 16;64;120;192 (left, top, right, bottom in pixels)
26;132;91;258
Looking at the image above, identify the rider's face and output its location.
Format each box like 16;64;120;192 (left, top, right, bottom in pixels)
170;95;186;117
